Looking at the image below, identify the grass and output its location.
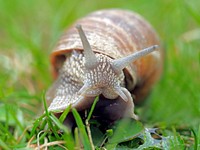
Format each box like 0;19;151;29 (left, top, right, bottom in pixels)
0;0;199;149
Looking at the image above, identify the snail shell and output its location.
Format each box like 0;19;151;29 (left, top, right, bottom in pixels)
46;9;163;120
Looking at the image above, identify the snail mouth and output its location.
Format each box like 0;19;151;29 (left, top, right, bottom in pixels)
80;86;120;100
87;95;136;124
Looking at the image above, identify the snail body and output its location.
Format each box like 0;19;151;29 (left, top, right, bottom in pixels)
46;9;163;120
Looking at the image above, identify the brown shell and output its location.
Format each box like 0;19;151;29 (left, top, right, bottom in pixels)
50;9;163;104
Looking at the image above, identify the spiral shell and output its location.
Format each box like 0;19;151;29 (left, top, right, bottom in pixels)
46;9;163;121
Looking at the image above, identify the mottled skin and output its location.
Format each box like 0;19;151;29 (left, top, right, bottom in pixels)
46;25;158;120
46;9;163;125
50;9;163;105
47;51;125;111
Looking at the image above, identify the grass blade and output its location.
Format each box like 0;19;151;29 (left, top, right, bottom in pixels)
29;113;46;138
50;114;75;149
42;93;60;140
50;114;70;134
59;105;71;123
87;97;99;121
72;108;92;150
0;139;11;150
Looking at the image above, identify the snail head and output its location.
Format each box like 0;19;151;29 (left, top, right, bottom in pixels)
76;24;159;102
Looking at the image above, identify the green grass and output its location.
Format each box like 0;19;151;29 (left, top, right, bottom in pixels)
0;0;200;149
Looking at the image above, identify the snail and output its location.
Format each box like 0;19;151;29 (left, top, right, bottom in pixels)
46;9;163;123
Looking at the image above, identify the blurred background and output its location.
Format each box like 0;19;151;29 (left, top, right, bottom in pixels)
0;0;199;132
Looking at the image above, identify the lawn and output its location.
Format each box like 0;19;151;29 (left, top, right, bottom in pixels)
0;0;199;149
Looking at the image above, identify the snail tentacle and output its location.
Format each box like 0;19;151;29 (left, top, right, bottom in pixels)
114;87;129;102
76;25;98;69
111;45;159;74
77;83;91;95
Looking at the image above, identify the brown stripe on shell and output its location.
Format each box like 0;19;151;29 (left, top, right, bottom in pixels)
54;17;130;59
78;18;130;56
88;10;140;53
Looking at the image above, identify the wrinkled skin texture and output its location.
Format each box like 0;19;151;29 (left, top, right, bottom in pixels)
47;9;163;128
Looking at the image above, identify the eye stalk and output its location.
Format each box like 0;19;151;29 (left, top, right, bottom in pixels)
76;24;159;103
111;45;159;74
76;24;98;69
